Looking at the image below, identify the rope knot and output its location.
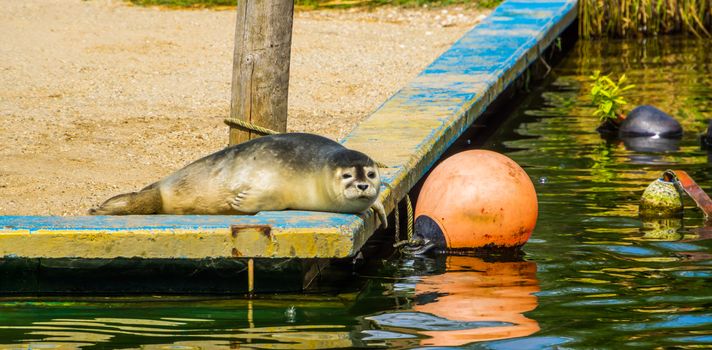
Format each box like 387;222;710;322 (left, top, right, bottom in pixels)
224;118;280;136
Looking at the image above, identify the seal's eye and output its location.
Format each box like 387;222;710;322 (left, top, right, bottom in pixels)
367;171;376;179
342;173;353;180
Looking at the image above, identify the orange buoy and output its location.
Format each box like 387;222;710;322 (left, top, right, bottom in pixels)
414;150;538;250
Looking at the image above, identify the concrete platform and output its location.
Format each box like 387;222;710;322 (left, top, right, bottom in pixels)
1;0;577;261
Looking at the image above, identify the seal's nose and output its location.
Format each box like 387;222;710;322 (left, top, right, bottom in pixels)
357;183;369;191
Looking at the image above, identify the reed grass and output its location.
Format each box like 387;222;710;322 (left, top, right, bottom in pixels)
579;0;712;39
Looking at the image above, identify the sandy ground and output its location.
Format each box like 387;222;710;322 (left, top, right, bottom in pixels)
0;0;486;215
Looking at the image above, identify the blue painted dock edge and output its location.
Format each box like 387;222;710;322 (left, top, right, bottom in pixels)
0;0;578;259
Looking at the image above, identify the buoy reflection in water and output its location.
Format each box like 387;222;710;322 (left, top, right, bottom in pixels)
367;256;540;347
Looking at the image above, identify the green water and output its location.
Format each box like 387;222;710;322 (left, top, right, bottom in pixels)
1;36;711;349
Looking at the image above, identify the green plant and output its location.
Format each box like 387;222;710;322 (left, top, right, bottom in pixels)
589;70;635;122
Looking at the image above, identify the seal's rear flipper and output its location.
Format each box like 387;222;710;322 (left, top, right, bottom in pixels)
89;187;162;215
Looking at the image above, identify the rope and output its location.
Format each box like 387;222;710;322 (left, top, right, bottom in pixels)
406;195;413;241
538;44;552;77
391;191;434;255
392;194;416;248
394;195;400;244
224;118;280;135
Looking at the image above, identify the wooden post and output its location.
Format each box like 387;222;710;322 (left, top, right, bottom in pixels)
229;0;294;145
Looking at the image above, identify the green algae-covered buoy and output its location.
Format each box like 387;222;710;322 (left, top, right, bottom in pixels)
639;177;683;218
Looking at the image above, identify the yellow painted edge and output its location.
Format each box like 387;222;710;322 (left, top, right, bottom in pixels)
0;228;234;259
233;227;355;258
0;227;355;259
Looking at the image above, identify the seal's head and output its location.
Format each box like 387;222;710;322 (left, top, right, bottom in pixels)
325;149;381;212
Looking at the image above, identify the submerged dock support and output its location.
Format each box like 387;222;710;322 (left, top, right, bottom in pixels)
248;258;255;294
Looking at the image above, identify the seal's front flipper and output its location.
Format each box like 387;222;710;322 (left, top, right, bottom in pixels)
89;187;162;215
227;187;270;213
228;190;250;212
371;200;388;229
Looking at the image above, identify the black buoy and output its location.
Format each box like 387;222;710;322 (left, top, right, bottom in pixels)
619;105;683;138
622;136;680;153
701;120;712;150
413;215;447;250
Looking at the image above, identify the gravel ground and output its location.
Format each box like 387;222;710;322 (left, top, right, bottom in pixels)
0;0;487;215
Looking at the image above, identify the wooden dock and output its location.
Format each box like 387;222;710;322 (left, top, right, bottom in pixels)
0;0;577;292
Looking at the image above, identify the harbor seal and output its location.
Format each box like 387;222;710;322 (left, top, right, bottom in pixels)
90;133;387;228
